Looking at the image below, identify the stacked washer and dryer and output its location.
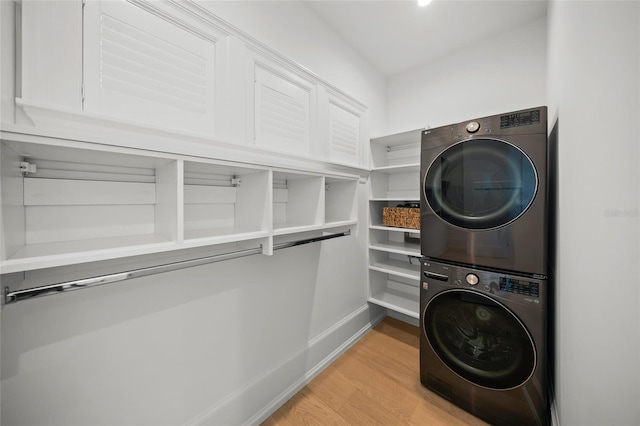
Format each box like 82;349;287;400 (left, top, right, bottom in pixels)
419;107;549;425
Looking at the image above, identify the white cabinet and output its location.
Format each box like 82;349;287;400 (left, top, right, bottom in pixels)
12;0;369;170
83;0;219;136
0;134;358;274
318;88;368;167
367;130;422;319
18;0;83;110
248;52;316;157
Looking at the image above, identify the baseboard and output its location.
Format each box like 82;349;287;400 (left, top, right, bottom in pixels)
387;309;419;327
183;304;386;426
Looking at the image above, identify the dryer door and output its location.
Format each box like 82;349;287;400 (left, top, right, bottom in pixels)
423;289;536;390
424;138;537;230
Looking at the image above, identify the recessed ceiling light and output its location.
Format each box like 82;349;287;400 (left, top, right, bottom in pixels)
418;0;432;6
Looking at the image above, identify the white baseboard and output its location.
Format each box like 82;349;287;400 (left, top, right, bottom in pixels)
387;308;420;327
184;304;386;426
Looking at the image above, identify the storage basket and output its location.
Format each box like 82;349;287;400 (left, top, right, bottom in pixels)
382;206;420;229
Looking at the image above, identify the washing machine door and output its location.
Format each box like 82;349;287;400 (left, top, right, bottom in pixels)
423;289;536;390
424;138;537;230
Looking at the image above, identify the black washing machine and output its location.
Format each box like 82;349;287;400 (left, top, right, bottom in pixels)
420;107;548;276
420;259;548;426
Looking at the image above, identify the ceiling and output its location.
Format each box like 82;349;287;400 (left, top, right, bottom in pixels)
303;0;548;77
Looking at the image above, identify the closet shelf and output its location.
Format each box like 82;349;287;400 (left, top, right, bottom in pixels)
369;259;420;281
368;130;422;321
369;197;420;202
370;241;420;256
1;237;178;274
369;284;420;319
371;163;420;174
1;137;359;274
182;229;270;247
370;225;420;234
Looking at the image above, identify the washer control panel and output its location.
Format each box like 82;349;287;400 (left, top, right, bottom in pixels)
499;277;539;297
422;260;544;305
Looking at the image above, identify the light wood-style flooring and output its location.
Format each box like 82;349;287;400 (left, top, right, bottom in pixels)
262;317;489;425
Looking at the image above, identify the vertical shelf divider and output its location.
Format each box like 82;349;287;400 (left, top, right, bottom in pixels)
156;159;183;245
262;170;274;255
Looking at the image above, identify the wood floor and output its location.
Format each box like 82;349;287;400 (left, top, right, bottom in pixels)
262;317;489;426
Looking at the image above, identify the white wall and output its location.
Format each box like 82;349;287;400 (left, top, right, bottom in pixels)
386;16;547;133
196;0;387;138
547;1;640;425
0;2;386;425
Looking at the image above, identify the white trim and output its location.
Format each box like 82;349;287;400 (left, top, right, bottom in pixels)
4;106;369;179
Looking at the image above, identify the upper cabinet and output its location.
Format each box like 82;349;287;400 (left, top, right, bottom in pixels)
11;0;369;170
18;0;83;110
82;1;218;135
248;50;316;157
320;88;367;167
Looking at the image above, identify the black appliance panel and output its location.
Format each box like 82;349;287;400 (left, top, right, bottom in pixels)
420;107;548;276
419;259;548;426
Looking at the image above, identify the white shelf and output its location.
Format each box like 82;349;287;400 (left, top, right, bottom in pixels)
369;259;420;281
370;130;422;168
369;167;420;200
272;171;323;233
273;223;328;236
369;293;419;319
370;197;420;202
368;130;422;322
370;225;420;234
182;229;270;247
183;161;270;245
1;235;178;274
1;137;360;273
368;279;420;319
370;241;420;256
372;163;420;174
324;219;358;229
325;176;358;224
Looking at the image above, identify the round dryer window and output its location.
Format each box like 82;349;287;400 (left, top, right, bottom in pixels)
423;290;536;390
424;138;537;230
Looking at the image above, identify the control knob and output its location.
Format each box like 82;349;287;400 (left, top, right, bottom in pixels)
466;121;480;133
465;273;479;286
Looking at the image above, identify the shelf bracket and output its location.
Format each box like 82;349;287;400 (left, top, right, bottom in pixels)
19;161;37;175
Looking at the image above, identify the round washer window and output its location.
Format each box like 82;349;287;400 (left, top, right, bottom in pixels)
424;139;537;229
423;290;536;390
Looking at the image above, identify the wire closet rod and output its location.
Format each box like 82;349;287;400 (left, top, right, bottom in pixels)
4;230;351;305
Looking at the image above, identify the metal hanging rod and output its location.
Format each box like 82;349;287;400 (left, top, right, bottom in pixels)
4;230;351;305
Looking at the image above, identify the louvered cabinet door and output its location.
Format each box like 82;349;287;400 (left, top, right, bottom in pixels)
252;64;315;157
328;98;362;166
83;0;216;136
